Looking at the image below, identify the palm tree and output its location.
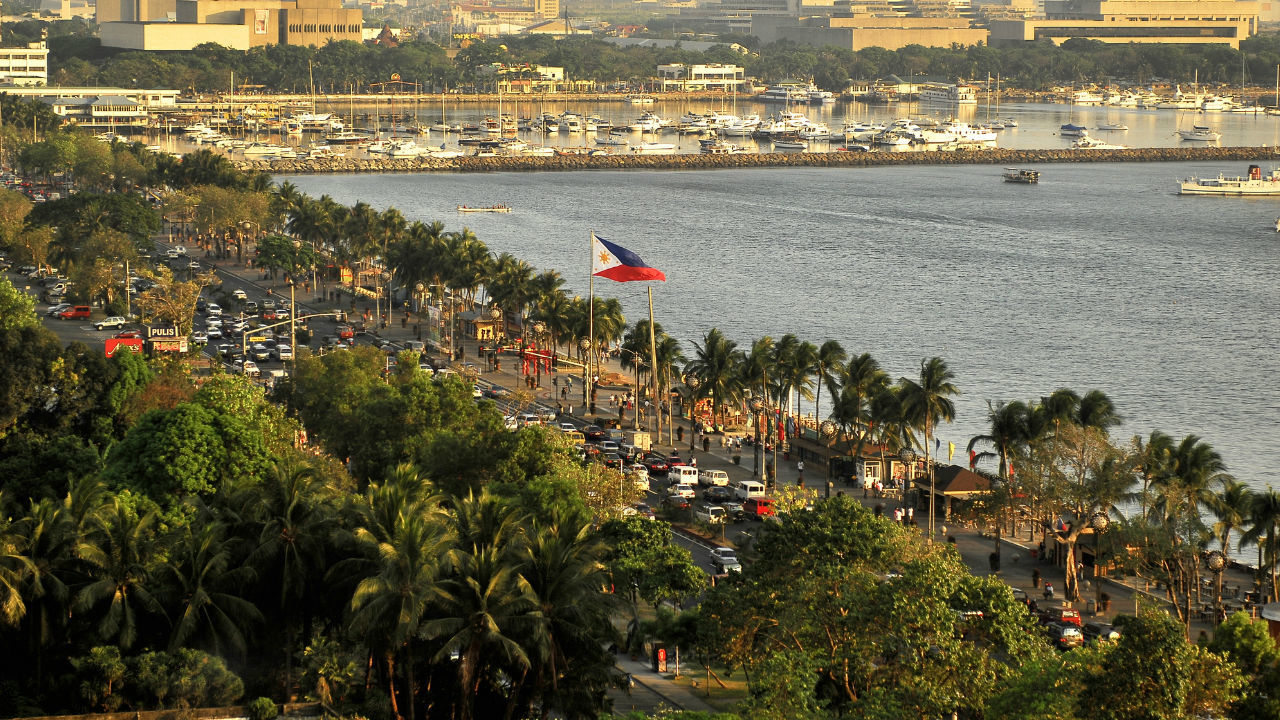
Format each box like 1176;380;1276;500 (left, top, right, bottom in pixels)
0;493;34;629
898;357;959;540
348;468;450;720
870;385;915;491
775;337;818;433
74;502;165;650
812;339;846;424
242;459;334;691
1241;488;1280;603
685;329;742;427
967;400;1031;558
1211;479;1253;556
163;521;264;659
516;508;621;719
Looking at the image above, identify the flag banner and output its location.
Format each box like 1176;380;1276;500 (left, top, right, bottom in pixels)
592;233;666;282
948;441;955;462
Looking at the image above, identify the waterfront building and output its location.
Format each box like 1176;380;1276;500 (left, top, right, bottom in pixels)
989;0;1260;50
759;14;987;49
43;95;148;132
0;86;180;110
0;43;49;86
99;0;363;51
657;64;748;92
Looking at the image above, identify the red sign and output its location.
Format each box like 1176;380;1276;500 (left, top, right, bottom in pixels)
105;338;144;357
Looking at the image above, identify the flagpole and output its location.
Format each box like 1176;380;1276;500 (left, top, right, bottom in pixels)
586;231;594;417
647;285;661;443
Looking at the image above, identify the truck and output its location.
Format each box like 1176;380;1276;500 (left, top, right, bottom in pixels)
59;305;90;320
624;430;651;452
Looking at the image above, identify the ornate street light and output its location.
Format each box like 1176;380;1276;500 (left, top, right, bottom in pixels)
820;420;838;498
1206;549;1227;622
531;321;548;386
750;395;767;482
899;447;919;538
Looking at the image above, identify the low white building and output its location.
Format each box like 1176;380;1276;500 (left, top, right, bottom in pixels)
656;63;746;92
43;95;149;132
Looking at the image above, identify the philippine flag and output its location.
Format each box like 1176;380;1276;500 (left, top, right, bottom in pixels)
592;233;666;283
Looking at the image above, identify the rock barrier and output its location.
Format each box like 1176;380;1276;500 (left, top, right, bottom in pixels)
241;146;1280;175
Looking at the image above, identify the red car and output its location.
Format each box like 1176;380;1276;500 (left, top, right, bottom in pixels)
58;305;90;320
113;330;142;339
336;325;355;340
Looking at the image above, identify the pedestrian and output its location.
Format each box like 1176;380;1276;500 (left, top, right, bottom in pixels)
893;507;903;523
940;524;947;537
906;507;914;522
1032;568;1041;589
797;460;805;474
1043;582;1054;600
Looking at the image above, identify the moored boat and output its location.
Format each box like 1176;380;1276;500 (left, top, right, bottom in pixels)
457;204;512;213
1002;167;1040;184
1179;164;1280;196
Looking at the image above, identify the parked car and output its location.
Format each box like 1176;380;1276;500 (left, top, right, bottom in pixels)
58;305;91;320
710;547;741;573
45;303;71;317
113;330;142;339
1046;622;1084;651
93;316;127;330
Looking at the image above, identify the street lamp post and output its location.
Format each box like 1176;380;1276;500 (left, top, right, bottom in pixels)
1207;550;1226;623
899;447;919;538
532;320;547;388
579;337;591;415
749;396;766;482
490;306;503;369
820;420;838;499
685;375;701;454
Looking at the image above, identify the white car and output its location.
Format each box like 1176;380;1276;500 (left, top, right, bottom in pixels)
273;344;293;361
45;303;71;317
710;547;741;572
231;289;247;301
172;245;188;257
190;330;209;344
240;360;260;377
206;303;222;317
206;327;223;340
669;483;696;499
94;316;127;330
558;422;577;433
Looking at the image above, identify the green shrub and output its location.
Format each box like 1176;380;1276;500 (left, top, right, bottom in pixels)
248;696;278;720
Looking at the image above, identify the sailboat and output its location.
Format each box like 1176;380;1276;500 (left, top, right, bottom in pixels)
1059;83;1087;136
432;90;459;133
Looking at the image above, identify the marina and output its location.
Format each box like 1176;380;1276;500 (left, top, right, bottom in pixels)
138;97;1280;165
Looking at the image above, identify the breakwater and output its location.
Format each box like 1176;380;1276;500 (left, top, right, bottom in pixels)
242;146;1280;175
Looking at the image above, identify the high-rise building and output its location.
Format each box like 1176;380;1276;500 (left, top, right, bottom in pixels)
99;0;363;50
989;0;1259;49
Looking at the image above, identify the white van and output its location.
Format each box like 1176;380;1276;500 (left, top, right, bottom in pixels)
670;466;699;486
733;480;766;500
698;469;730;487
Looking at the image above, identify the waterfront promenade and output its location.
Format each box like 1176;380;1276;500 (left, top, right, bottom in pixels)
196;247;1267;713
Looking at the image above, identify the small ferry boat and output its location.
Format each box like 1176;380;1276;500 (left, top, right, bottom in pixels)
457;204;513;214
1002;168;1040;184
1179;165;1280;196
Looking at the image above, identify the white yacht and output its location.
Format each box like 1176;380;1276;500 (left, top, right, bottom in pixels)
627;112;663;133
1178;125;1222;142
1071;133;1128;150
757;82;811;104
1179;165;1280;196
629;142;676;154
938;120;997;143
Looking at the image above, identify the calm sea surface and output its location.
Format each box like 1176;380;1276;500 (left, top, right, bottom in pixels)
280;156;1280;495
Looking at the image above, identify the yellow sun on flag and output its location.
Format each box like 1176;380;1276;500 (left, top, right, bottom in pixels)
598;251;611;265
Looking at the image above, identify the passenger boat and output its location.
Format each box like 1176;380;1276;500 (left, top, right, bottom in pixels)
772;134;808;150
917;83;978;105
1002;168;1040;184
457;205;513;213
628;142;676;155
1179;165;1280;196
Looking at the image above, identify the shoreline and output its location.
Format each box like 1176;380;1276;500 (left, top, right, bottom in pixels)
244;145;1280;175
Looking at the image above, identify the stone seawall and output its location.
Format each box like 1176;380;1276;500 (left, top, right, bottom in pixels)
241;146;1280;175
